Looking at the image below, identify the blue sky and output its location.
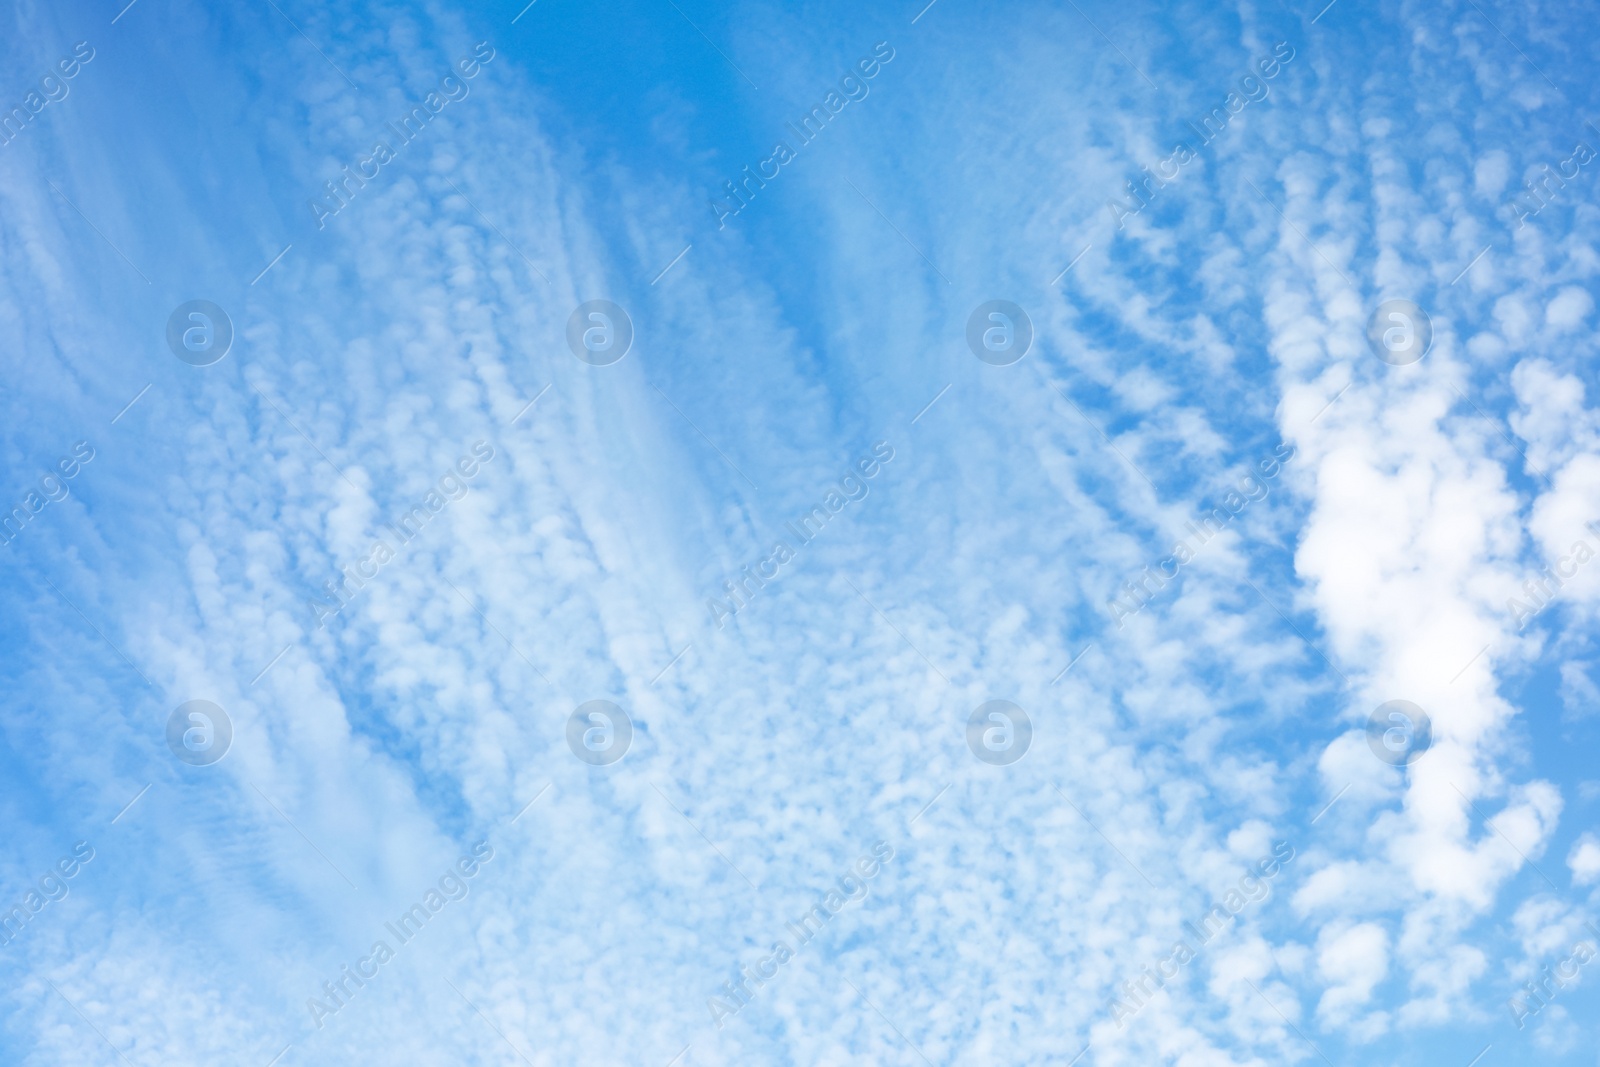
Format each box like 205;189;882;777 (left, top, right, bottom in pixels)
2;0;1599;1063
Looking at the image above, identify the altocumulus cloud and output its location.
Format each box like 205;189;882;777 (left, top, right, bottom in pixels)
1;0;1599;1065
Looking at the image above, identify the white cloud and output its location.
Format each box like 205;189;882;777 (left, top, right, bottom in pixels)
1559;662;1600;719
1570;833;1600;887
4;0;1600;1062
1474;151;1511;198
1546;286;1595;332
1314;922;1389;1031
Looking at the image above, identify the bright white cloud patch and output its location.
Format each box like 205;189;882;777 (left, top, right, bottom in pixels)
1571;834;1600;887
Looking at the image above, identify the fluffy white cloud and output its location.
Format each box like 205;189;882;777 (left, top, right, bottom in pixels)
1569;833;1600;887
1545;286;1594;332
1314;922;1389;1031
